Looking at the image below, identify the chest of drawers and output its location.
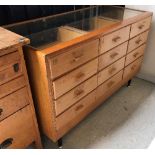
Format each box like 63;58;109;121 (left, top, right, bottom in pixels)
0;28;42;148
5;6;152;145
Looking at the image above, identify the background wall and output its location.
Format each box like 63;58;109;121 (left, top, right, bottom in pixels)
127;5;155;83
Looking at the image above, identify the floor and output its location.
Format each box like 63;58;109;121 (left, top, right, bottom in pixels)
40;77;155;149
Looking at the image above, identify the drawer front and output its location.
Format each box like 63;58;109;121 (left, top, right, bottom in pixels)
97;70;123;99
56;90;96;132
0;46;18;57
0;51;20;70
55;75;97;116
125;44;146;66
98;57;125;85
49;39;99;79
0;76;26;99
99;42;127;70
130;16;151;38
123;57;143;80
0;61;22;85
53;58;98;99
0;105;35;149
128;31;149;53
100;26;130;54
0;87;29;121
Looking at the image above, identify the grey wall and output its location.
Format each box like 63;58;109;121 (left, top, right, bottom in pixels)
127;5;155;83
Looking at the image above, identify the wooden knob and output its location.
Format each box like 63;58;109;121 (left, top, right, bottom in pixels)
76;72;85;80
133;52;139;58
135;39;142;44
0;108;3;116
72;52;83;63
109;67;116;74
75;104;84;111
112;36;121;42
74;89;84;97
138;24;144;29
107;81;115;88
110;52;118;58
131;65;136;70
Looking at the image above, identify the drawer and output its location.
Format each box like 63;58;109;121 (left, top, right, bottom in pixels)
99;42;127;70
0;61;22;85
55;75;97;116
123;57;143;80
98;57;125;85
56;90;96;132
0;87;29;121
100;26;130;54
53;58;98;99
128;31;149;53
130;16;152;38
49;39;99;79
0;76;26;99
0;51;20;71
125;44;146;66
0;46;18;57
0;105;35;149
97;70;123;99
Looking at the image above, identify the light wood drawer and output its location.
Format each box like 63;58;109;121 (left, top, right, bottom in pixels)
0;61;22;85
53;58;98;99
0;76;26;99
55;75;97;116
130;16;151;38
100;26;130;54
125;44;146;66
0;87;29;121
0;51;20;71
0;105;35;149
49;39;99;79
56;90;96;132
98;57;125;85
97;70;123;99
99;42;127;70
123;57;143;80
128;31;149;53
0;46;18;57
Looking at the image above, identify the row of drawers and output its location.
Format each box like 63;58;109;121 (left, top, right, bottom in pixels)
49;16;151;80
56;56;143;132
54;42;145;116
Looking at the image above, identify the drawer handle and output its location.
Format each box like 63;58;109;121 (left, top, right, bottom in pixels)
72;54;83;62
13;63;19;72
0;138;13;149
133;52;139;58
112;36;121;42
76;72;85;80
109;67;116;74
135;39;142;44
131;65;137;70
75;104;84;112
74;89;84;97
0;108;3;116
107;81;115;88
110;52;119;58
138;24;145;29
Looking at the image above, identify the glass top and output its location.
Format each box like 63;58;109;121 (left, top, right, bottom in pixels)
5;5;144;50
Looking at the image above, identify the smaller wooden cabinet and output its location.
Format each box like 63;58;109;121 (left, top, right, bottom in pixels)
0;28;42;149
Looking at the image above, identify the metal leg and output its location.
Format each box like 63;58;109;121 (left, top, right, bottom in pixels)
127;79;132;87
57;138;63;148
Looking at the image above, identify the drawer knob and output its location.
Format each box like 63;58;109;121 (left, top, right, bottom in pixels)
0;138;13;149
72;54;83;62
0;108;3;116
109;67;116;74
135;39;142;44
107;81;115;88
110;52;118;58
131;65;137;70
13;63;19;72
138;24;144;29
75;104;84;112
133;52;139;58
76;72;85;80
74;89;84;97
112;36;121;42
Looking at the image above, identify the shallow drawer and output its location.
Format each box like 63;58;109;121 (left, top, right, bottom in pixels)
123;57;143;80
100;26;130;54
98;57;125;85
53;58;98;99
0;51;20;71
0;61;22;86
49;39;99;79
0;105;35;149
128;31;149;53
0;76;26;99
0;46;18;57
55;75;97;116
0;87;29;121
97;70;123;99
130;16;151;38
125;44;146;66
56;90;96;132
99;42;127;70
